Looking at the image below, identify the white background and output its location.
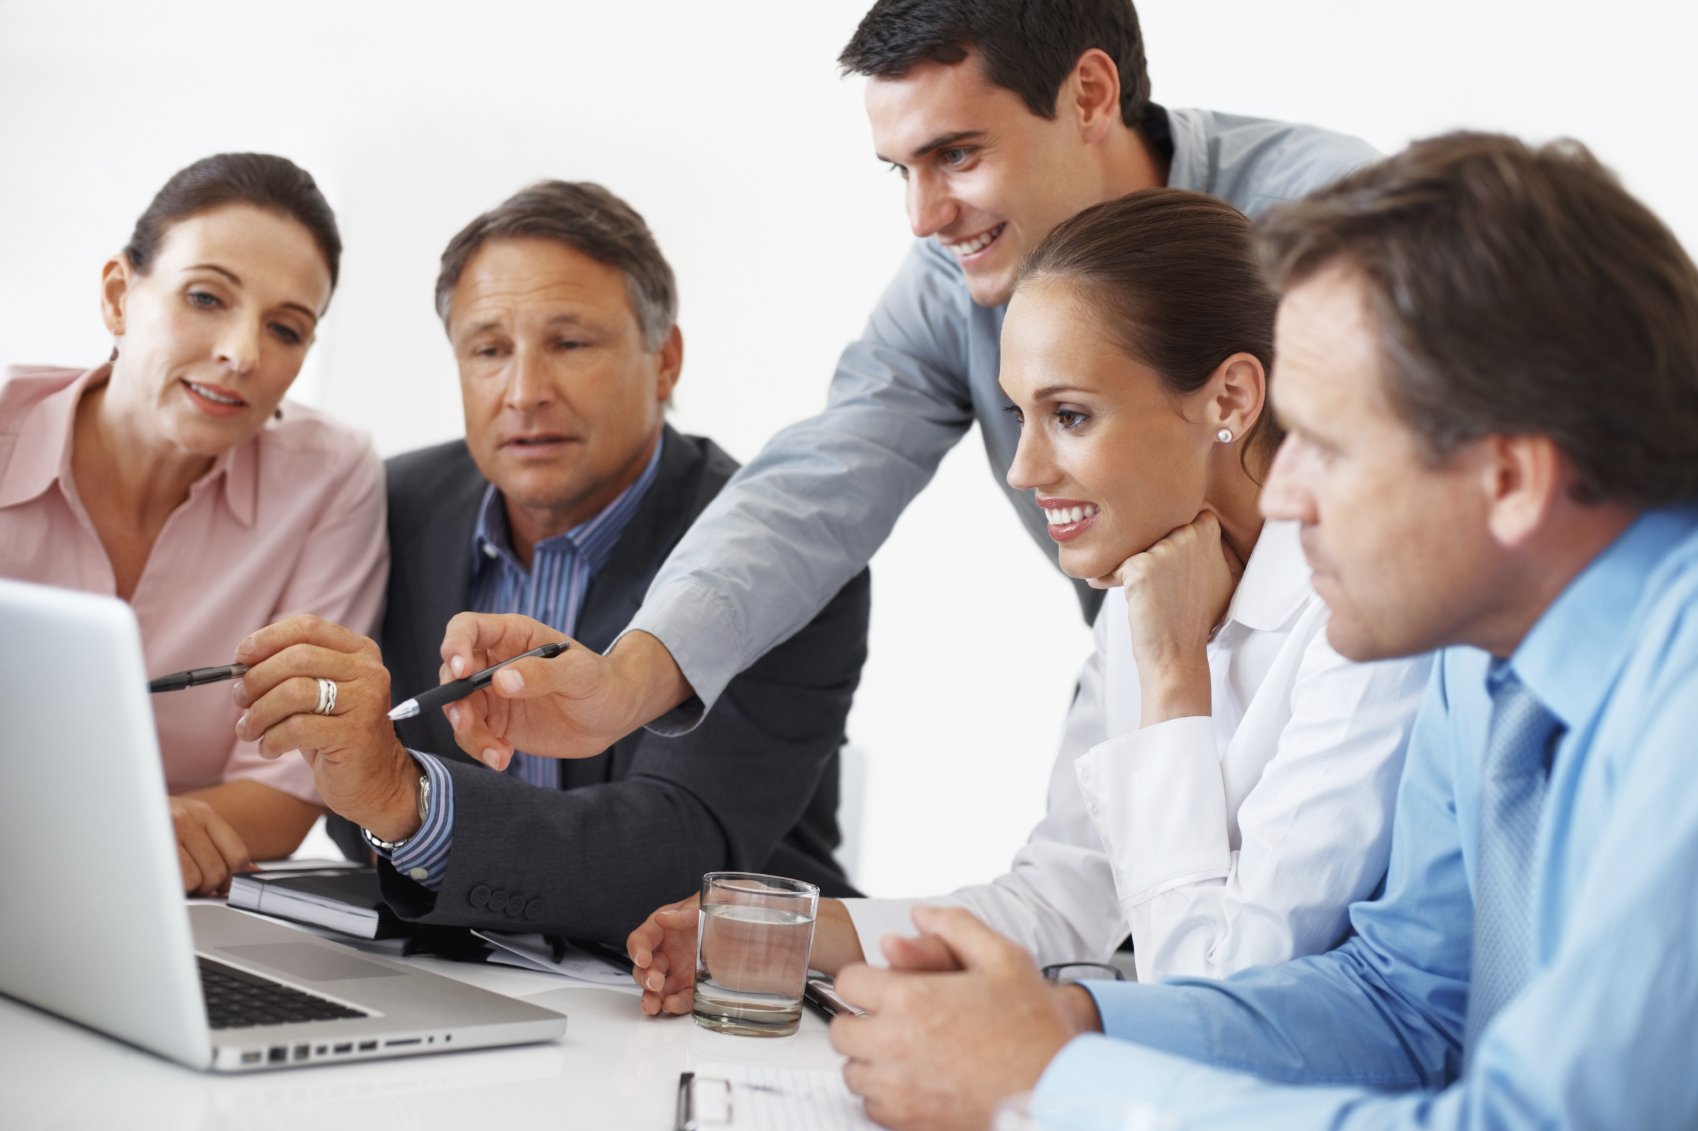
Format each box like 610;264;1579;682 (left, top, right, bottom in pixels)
3;0;1694;898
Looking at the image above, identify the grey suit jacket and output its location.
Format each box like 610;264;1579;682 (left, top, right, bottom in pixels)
332;425;869;943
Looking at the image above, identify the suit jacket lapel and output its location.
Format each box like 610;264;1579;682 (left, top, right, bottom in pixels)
574;425;702;655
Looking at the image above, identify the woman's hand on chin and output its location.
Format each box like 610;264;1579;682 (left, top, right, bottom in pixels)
1095;510;1246;727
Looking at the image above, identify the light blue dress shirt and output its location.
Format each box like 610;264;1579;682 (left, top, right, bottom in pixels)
1038;506;1698;1129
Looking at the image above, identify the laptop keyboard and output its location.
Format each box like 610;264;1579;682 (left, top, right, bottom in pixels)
199;956;369;1030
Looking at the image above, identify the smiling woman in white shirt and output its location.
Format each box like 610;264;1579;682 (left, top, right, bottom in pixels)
627;189;1432;1001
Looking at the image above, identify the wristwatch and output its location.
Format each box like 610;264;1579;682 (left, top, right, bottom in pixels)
366;769;430;853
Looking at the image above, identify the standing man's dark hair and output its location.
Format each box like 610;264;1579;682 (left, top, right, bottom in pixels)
840;0;1152;132
434;180;677;351
1259;132;1698;506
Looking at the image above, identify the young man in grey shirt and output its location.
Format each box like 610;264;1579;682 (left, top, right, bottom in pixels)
436;0;1382;769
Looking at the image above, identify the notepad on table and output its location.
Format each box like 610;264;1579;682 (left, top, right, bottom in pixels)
679;1064;886;1130
227;867;409;939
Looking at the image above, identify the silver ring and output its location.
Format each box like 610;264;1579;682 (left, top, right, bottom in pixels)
314;677;338;716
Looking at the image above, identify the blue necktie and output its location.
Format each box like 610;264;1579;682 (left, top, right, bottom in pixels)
1464;670;1564;1067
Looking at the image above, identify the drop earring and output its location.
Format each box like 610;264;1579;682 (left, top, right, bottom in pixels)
1216;428;1233;443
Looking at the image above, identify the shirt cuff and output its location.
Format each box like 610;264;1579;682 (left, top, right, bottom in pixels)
841;898;923;968
620;578;742;732
1036;1034;1201;1116
1075;715;1230;906
363;751;454;891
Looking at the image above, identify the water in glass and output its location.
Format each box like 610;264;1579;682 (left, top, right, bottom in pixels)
693;900;815;1037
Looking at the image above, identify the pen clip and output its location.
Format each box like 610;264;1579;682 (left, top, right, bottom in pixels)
676;1073;733;1130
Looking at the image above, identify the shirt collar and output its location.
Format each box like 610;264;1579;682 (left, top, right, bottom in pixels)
0;364;102;509
473;431;666;575
0;362;258;527
1509;506;1698;731
1224;519;1313;632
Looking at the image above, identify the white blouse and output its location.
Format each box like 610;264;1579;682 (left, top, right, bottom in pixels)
844;520;1432;983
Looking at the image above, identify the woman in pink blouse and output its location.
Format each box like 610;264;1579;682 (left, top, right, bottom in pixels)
0;153;386;894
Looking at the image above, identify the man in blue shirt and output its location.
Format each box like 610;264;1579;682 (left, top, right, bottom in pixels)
825;133;1698;1129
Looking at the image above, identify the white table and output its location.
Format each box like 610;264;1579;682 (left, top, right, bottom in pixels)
0;909;848;1131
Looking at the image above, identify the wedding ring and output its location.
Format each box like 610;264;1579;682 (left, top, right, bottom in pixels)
314;677;338;716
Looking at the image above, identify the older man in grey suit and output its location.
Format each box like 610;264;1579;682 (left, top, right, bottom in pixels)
233;181;870;943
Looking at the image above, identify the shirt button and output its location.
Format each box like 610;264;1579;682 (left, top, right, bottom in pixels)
487;889;509;911
469;885;491;908
482;543;499;559
408;867;430;882
524;899;542;921
505;894;525;918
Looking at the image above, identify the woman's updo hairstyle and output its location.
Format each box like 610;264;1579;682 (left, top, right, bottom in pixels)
123;153;343;305
1017;188;1281;478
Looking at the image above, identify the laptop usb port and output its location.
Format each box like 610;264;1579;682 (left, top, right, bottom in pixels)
241;1051;262;1065
292;1044;310;1061
384;1038;422;1048
268;1046;286;1063
358;1040;377;1052
333;1043;352;1054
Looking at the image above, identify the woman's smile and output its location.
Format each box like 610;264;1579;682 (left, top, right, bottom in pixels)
1039;497;1101;542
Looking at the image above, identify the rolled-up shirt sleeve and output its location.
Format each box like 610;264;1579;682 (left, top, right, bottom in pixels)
844;612;1129;969
624;241;977;725
1077;611;1431;982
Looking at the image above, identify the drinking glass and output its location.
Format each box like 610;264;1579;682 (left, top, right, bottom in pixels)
692;872;819;1037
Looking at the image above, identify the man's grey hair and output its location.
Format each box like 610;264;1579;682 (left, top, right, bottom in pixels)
434;180;678;350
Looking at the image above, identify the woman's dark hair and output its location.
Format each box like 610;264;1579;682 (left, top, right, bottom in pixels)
1017;188;1281;476
123;153;342;300
1258;132;1698;506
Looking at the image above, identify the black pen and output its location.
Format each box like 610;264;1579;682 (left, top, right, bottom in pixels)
387;642;571;721
149;664;250;694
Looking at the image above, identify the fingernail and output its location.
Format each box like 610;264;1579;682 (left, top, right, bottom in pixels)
448;706;461;727
450;655;465;677
236;712;249;739
235;637;255;658
231;682;248;707
481;749;502;769
496;668;524;694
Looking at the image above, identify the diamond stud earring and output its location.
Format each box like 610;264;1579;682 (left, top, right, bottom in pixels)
1216;428;1233;443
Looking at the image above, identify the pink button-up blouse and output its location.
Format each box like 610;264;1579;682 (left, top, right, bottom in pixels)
0;364;388;802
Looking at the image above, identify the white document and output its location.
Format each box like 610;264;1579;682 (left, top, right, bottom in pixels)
473;930;639;991
686;1063;886;1130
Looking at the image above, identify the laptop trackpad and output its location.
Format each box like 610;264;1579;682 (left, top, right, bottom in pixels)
218;943;406;983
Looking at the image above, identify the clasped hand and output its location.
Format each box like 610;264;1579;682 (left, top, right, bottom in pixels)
1091;509;1244;727
831;907;1098;1131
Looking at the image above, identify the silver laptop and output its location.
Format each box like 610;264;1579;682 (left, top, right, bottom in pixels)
0;577;566;1071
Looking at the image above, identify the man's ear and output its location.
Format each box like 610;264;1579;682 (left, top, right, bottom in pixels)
1204;352;1267;442
1480;433;1566;549
100;255;133;337
1068;48;1123;144
655;324;683;406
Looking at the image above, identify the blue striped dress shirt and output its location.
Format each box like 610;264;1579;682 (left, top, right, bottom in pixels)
369;436;665;889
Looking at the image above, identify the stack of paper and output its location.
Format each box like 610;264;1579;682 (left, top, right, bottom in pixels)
687;1063;885;1130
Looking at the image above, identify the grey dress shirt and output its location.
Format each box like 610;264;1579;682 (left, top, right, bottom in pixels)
628;106;1380;728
